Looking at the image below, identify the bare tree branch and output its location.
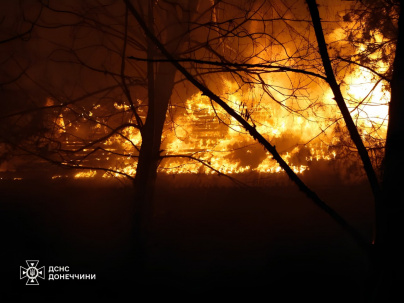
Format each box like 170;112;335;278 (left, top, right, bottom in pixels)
306;0;381;201
127;55;328;80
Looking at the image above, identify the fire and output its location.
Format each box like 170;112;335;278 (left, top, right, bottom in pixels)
66;57;389;180
74;170;97;178
61;20;390;180
345;67;389;140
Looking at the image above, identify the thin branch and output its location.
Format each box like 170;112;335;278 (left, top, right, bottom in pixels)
128;56;328;81
59;122;138;153
162;154;249;187
120;6;144;128
0;84;122;120
7;139;135;181
337;56;391;83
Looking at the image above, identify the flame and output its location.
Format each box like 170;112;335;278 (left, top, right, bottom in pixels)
74;170;97;178
68;25;390;180
89;81;339;178
70;63;389;179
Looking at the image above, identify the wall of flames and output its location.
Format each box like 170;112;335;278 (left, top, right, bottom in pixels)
60;14;390;180
71;60;389;179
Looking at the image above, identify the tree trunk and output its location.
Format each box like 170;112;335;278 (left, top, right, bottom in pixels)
306;0;381;200
129;0;198;269
131;60;178;261
372;2;404;301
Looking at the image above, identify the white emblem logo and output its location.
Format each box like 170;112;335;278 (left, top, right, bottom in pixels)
20;260;45;285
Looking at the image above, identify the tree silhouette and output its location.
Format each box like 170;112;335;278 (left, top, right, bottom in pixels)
1;0;402;300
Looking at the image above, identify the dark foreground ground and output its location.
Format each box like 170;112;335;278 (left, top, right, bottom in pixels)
1;173;374;302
